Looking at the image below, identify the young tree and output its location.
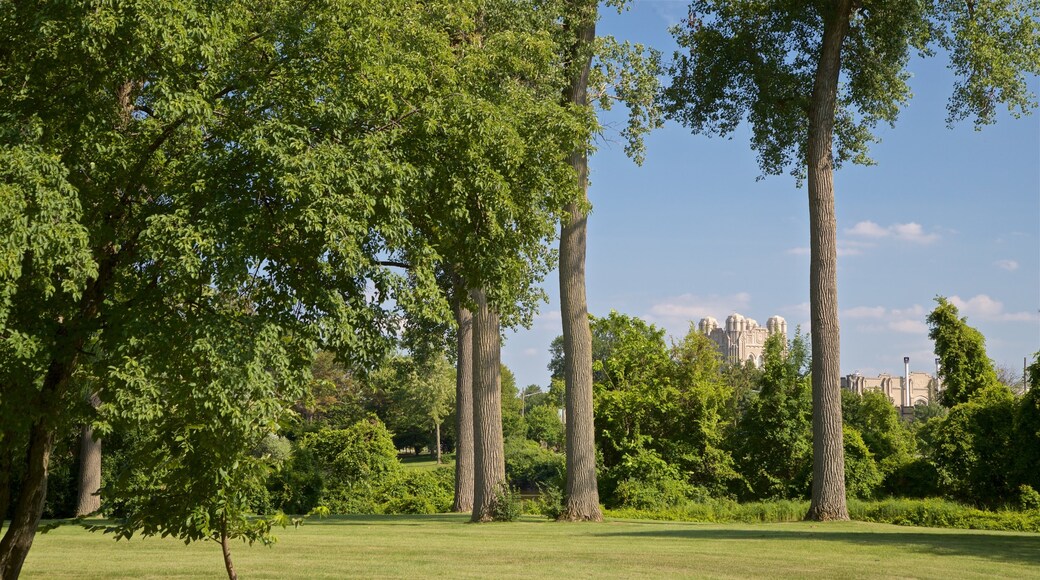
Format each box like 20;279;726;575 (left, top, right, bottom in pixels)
665;0;1040;521
928;296;1001;406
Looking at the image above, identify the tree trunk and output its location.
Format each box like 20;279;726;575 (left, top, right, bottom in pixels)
435;422;442;465
452;301;475;513
0;434;13;537
804;1;852;522
469;288;505;522
74;424;102;517
220;515;238;580
558;0;602;523
0;421;55;578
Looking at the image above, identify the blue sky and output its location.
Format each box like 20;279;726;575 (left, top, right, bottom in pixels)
501;1;1040;390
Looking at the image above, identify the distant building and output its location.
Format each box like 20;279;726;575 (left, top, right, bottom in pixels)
841;371;937;407
699;313;787;368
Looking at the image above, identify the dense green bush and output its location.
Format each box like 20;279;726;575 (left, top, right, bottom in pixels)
378;467;454;514
843;426;882;500
605;499;807;523
849;498;1040;532
504;438;565;492
928;385;1017;506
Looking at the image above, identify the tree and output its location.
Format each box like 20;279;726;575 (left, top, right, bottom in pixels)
469;289;506;522
557;0;664;522
1012;352;1040;490
665;0;1040;521
0;0;488;573
731;332;813;501
452;302;475;512
928;297;1001;407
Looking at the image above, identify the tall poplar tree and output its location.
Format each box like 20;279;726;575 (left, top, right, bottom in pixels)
665;0;1039;521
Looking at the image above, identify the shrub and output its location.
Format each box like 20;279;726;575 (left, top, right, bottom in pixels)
379;467;454;514
505;438;565;492
527;484;564;519
489;484;523;522
843;426;882;499
849;498;1040;532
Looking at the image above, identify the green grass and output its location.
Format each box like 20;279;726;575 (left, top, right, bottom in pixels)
17;514;1040;579
398;454;452;470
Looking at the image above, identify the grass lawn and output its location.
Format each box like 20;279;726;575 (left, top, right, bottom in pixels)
18;514;1040;579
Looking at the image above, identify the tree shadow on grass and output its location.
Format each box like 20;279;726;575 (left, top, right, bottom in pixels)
593;525;1040;567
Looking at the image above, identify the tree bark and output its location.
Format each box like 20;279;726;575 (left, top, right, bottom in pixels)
220;515;238;580
74;424;102;517
804;1;852;522
435;422;442;465
558;0;602;522
452;301;475;513
0;421;55;579
0;431;14;537
469;288;505;522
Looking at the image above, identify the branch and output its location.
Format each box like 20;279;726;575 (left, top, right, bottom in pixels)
376;260;411;270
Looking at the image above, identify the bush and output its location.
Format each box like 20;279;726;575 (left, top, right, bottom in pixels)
378;467;454;514
489;484;522;522
849;498;1040;532
505;438;564;492
605;499;807;523
843;426;882;500
527;484;564;519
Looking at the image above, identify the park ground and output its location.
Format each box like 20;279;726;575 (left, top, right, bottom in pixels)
18;514;1040;579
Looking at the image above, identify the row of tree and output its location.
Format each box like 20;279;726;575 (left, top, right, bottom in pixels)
2;0;1038;578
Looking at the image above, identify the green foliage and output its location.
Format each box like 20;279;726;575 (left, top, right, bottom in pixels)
928;384;1017;506
378;467;454;515
1012;354;1040;489
730;332;813;500
848;498;1040;533
928;297;1001;407
605;499;808;524
504;438;565;492
527;484;565;520
487;484;523;522
590;312;738;497
664;0;1040;180
299;420;401;514
523;404;564;449
605;447;701;510
842;426;883;500
842;389;915;493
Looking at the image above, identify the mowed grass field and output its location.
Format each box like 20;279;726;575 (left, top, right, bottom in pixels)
18;514;1040;579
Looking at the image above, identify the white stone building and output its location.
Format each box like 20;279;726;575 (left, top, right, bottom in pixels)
841;371;936;407
699;313;787;368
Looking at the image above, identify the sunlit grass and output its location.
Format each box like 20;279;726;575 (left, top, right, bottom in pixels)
19;514;1040;579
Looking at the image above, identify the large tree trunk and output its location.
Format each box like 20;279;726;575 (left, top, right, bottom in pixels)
452;301;475;513
558;0;602;523
74;425;102;517
0;421;55;578
0;431;14;537
804;1;852;522
469;288;505;522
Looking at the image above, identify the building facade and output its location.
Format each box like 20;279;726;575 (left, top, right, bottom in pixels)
840;371;936;407
699;313;787;368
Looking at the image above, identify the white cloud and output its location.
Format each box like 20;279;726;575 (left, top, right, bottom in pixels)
844;306;887;319
534;309;561;328
787;247;809;256
949;294;1037;322
888;319;928;334
847;220;889;238
995;259;1019;271
846;220;940;244
522;348;538;357
647;292;752;320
